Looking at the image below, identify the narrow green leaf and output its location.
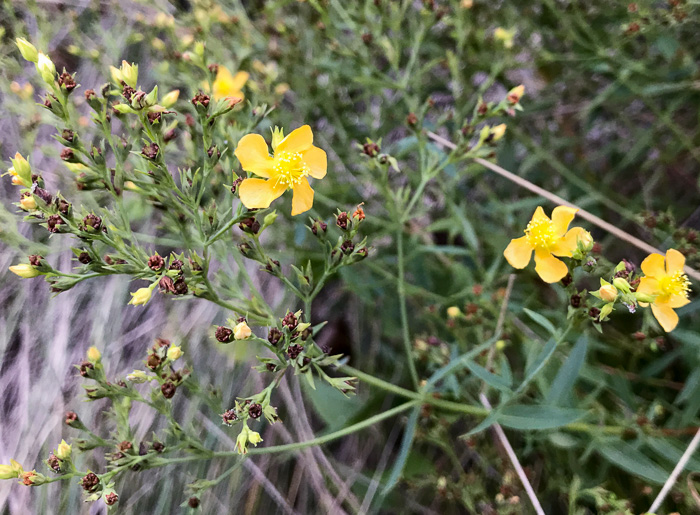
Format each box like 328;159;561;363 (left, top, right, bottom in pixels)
497;405;587;430
466;361;513;393
546;336;588;406
520;337;558;393
381;406;420;496
597;441;668;484
523;308;557;336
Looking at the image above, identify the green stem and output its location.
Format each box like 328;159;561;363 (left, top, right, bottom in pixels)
396;229;420;389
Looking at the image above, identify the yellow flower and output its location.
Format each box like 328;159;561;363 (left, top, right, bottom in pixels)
637;249;691;332
0;459;22;480
234;125;327;215
167;346;183;361
248;430;263;446
20;194;37;211
56;440;71;460
504;206;586;283
233;321;252;340
206;66;249;101
494;27;515;49
446;306;460;318
87;346;101;363
598;283;618;303
9;264;40;279
128;287;153;306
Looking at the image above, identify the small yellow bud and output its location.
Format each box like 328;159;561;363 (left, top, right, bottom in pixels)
119;61;138;88
19;195;37;211
55;440;71;460
235;428;249;455
194;41;205;57
9;153;32;187
161;89;180;108
495;339;506;350
274;83;290;96
126;370;150;383
446;306;460;318
109;65;123;84
87;346;101;363
0;463;19;480
9;264;40;279
598;284;618;303
36;52;56;85
16;38;38;63
152;37;166;51
128;287;153;306
494;27;515;49
167;346;183;361
491;123;507;141
233;321;252;340
248;430;263;446
507;84;525;104
270;126;285;151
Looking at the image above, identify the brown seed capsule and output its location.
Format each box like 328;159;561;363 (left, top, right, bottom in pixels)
85;89;96;100
406;112;418;126
81;472;100;492
188;497;200;508
82;214;102;231
287;344;303;360
147;111;161;125
570;294;582;308
161;382;176;399
268;328;282;346
191;92;210;107
118;441;132;452
222;409;238;425
588;307;601;320
336;212;349;230
58;72;76;91
146;354;162;370
152;441;165;453
60;148;74;161
29;255;43;267
141;143;159;160
105;492;119;506
169;259;184;271
282;312;298;330
248;403;263;419
65;411;79;426
340;240;355;255
79;361;94;377
561;274;573;287
158;276;176;294
362;142;380;157
215;326;234;343
311;219;327;236
173;278;188;295
78;252;92;264
47;453;61;473
148;254;165;271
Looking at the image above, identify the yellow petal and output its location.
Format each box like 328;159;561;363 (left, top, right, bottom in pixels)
665;248;686;275
668;295;691;309
534;249;569;283
291;177;314;216
636;277;659;296
238;178;285;209
277;125;313;153
302;146;327;179
650;303;679;332
234;134;273;178
641;253;665;278
531;206;549;224
212;66;235;99
231;71;249;91
504;236;533;269
551;205;578;236
551;226;586;257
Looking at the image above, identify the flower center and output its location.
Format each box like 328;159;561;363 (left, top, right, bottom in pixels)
273;151;309;188
525;218;557;250
658;271;691;301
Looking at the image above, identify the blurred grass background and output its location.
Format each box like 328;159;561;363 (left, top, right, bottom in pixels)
1;0;700;513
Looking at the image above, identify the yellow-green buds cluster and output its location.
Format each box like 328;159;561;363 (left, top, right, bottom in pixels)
7;153;32;187
235;423;263;455
110;60;138;88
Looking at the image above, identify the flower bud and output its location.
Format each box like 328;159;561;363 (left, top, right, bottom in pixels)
598;284;618;303
10;153;32;187
36;53;56;85
263;210;278;228
635;292;656;304
447;306;460;318
9;264;40;279
56;440;72;460
507;84;525;104
0;460;22;480
490;123;507;142
119;61;138;88
161;89;180;108
16;38;39;63
233;321;252;340
599;303;614;321
167;346;183;361
128;287;153;306
87;346;101;363
126;370;150;383
612;277;632;294
19;194;36;212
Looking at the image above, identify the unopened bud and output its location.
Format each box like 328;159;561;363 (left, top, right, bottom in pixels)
16;38;39;63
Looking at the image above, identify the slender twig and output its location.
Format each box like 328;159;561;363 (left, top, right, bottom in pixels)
426;131;700;282
648;427;700;513
480;393;546;515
